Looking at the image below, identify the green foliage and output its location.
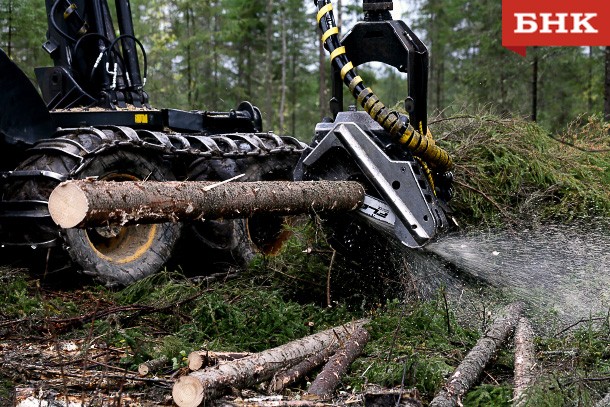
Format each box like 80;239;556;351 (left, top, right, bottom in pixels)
463;384;512;406
248;221;332;305
346;298;478;399
0;270;41;317
432;112;610;227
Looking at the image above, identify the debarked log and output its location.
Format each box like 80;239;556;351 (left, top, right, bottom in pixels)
172;319;369;407
429;302;524;407
49;180;365;229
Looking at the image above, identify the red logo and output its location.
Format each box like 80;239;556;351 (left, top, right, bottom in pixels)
502;0;610;56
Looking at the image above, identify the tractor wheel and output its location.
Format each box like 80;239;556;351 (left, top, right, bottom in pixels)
63;149;181;286
8;132;180;286
185;155;296;271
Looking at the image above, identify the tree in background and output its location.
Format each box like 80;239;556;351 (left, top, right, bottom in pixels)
604;47;610;121
0;0;48;71
1;0;608;134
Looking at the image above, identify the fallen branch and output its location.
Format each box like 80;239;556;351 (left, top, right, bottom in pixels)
513;317;535;407
172;319;368;407
430;302;524;407
138;355;170;376
453;179;511;219
305;325;370;400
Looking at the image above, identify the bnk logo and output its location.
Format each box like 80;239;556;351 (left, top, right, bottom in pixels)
502;0;610;56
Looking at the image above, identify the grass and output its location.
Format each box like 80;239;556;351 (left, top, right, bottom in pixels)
1;112;609;405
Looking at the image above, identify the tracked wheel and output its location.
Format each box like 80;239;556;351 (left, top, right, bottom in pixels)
5;131;181;286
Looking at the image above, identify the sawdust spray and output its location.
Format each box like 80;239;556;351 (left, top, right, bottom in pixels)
403;220;610;332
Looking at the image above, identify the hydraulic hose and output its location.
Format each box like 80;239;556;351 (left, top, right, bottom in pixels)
315;0;453;172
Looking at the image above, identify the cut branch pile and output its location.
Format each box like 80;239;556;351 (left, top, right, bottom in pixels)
172;319;370;407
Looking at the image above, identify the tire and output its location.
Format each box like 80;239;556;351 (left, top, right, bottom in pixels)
63;149;181;286
186;154;298;270
7;131;181;286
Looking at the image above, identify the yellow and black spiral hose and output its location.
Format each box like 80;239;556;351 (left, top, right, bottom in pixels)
315;0;453;173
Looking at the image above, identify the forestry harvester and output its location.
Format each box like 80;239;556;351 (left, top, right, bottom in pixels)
0;0;453;286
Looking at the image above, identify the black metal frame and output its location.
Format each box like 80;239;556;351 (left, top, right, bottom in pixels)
37;0;148;109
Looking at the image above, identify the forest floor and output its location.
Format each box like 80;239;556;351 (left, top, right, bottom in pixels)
2;219;610;407
2;112;610;406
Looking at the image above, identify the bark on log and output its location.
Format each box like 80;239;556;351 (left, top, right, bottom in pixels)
229;400;327;407
429;302;524;407
305;325;370;400
268;343;337;393
49;180;365;229
138;355;169;376
172;319;368;407
513;317;535;407
188;351;251;371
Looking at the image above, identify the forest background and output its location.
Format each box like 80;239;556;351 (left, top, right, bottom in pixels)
2;0;610;141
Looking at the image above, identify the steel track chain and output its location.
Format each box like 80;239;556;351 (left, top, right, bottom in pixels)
26;126;307;177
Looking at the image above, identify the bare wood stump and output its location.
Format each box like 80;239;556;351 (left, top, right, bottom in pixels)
430;302;524;407
172;319;368;407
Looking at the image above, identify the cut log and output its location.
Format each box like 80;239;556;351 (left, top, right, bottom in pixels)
268;342;337;393
187;351;251;371
172;319;369;407
429;302;524;407
513;317;535;407
229;399;327;407
49;180;365;229
138;355;170;376
305;325;370;400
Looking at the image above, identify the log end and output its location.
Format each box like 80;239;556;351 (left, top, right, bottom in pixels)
49;182;89;229
172;375;205;407
188;351;204;371
137;364;149;377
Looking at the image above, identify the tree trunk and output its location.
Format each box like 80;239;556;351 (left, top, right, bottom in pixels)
49;180;365;229
305;325;370;400
604;46;610;121
279;9;287;132
265;0;274;128
429;302;524;407
531;48;538;122
318;27;328;119
231;399;326;407
172;319;368;407
513;317;535;407
7;0;12;59
268;342;337;393
188;351;250;371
